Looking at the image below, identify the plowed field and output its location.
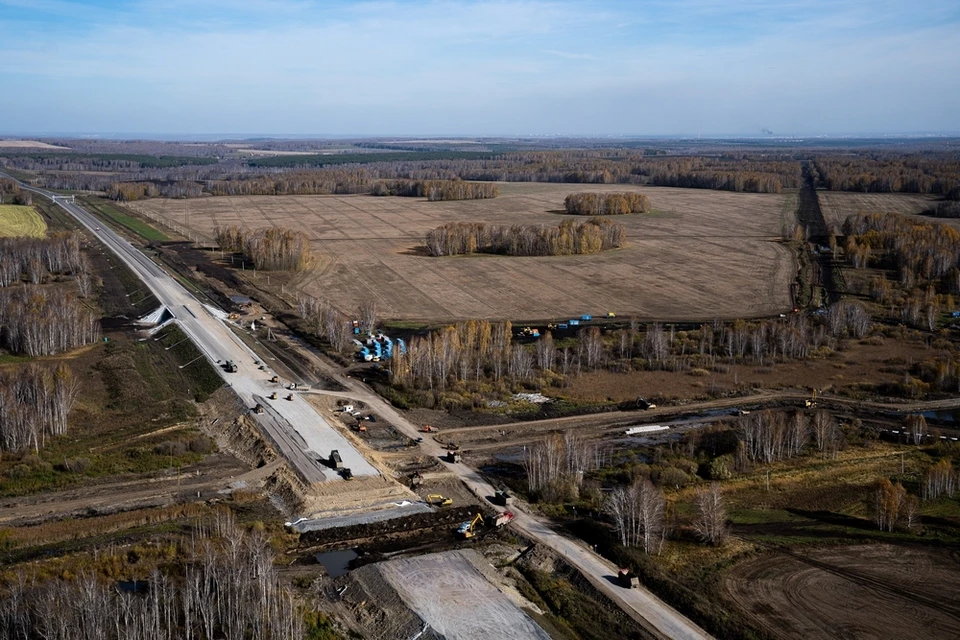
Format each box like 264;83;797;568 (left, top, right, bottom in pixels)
133;183;793;321
726;544;960;640
818;192;942;229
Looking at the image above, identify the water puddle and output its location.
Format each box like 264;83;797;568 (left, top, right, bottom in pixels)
316;549;358;577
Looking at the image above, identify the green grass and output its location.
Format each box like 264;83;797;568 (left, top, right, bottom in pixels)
81;197;170;241
0;330;221;498
0;354;32;365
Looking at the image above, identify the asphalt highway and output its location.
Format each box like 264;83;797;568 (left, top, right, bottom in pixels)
14;182;377;484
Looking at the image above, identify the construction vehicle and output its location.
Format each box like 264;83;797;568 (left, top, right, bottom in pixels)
617;568;639;589
252;403;264;415
328;450;343;470
805;389;818;408
426;494;453;507
285;393;294;401
269;375;279;383
340;468;353;480
519;326;540;338
268;392;278;400
223;360;238;373
408;471;423;488
447;450;462;463
494;490;513;507
636;397;656;410
419;425;438;433
492;511;515;528
606;312;616;318
353;423;367;433
456;514;484;539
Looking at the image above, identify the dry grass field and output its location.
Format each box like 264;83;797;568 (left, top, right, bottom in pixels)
726;544;960;640
818;192;942;229
133;183;794;321
0;204;47;238
0;139;70;149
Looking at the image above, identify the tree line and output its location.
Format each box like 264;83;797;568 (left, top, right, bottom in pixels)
24;151;807;199
813;153;960;195
0;178;35;205
214;225;311;271
523;431;601;502
381;307;872;404
0;233;84;287
0;286;101;356
370;179;498;200
564;192;650;215
0;363;77;453
425;218;623;257
0;510;307;640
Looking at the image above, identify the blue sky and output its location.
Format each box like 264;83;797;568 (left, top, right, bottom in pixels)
0;0;957;136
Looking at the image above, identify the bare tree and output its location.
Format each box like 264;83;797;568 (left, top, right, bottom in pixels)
604;477;667;554
357;298;377;333
873;478;906;532
693;482;728;546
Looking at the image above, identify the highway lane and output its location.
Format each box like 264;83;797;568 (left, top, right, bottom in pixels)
14;181;377;484
18;182;711;637
270;333;713;639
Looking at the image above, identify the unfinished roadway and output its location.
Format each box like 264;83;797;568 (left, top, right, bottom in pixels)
14;180;377;485
19;181;711;640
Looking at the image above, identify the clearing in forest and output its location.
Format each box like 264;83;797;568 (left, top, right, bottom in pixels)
132;183;793;321
0;205;47;238
817;192;941;229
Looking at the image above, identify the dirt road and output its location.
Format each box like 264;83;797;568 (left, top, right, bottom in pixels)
284;340;711;639
0;456;271;526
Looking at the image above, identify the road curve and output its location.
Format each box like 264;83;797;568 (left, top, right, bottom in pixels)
275;335;713;639
11;179;377;484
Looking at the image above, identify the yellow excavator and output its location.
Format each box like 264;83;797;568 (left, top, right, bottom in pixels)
456;514;484;539
426;494;452;507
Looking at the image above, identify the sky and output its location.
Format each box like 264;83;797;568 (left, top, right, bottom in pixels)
0;0;958;137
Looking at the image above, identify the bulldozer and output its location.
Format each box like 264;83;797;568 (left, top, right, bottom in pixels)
456;514;484;539
426;494;452;507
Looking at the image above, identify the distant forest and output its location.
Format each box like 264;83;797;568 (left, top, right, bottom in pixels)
2;144;959;201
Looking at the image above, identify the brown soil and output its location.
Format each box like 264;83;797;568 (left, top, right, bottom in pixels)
818;192;943;229
558;336;935;404
131;184;793;321
725;544;960;640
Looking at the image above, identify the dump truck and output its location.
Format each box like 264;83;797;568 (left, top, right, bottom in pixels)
268;392;278;400
426;494;453;506
617;568;639;589
419;425;438;433
285;393;294;401
329;450;344;469
252;403;264;415
492;511;515;528
447;450;462;463
494;490;513;507
456;514;484;539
